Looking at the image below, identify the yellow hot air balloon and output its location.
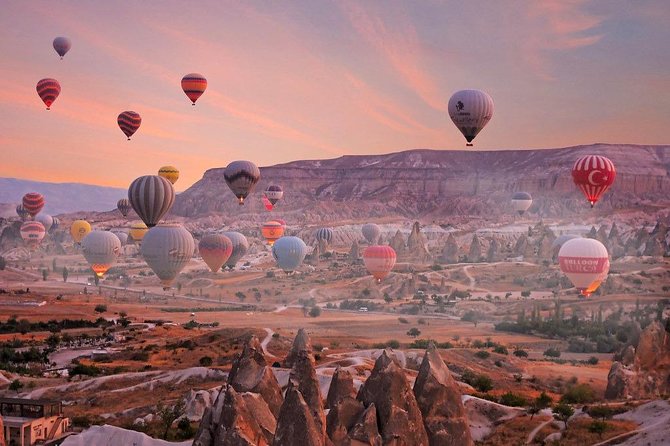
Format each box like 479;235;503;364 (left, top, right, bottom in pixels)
158;166;180;185
70;220;92;245
129;222;149;245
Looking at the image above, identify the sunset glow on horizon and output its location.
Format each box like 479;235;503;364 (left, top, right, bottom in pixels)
1;1;669;191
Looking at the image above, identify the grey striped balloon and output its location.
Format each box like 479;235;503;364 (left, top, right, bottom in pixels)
223;160;260;205
222;231;249;269
128;175;175;227
141;224;195;290
315;227;333;244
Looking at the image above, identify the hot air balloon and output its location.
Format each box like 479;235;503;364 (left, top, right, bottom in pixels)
315;228;333;246
36;78;61;110
272;236;307;273
82;231;121;278
117;198;131;217
128;175;175;227
511;192;533;216
274;218;287;228
262;221;284;246
111;229;129;246
558;238;609;297
551;234;580;261
141;224;195;290
20;221;46;250
362;224;381;245
572;155;616;208
117;111;141;140
264;185;283;205
363;246;396;282
36;214;54;232
158;166;179;185
70;220;91;244
262;195;274;211
53;37;71;59
22;193;45;218
448;89;494;146
224;161;260;205
199;234;233;273
222;231;249;269
50;217;60;233
16;204;29;221
129;222;148;245
181;73;207;105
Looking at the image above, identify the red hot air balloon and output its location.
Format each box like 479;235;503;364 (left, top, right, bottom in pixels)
22;192;45;218
199;234;233;273
181;73;207;105
36;78;61;110
572;155;616;208
262;195;274;211
363;246;396;282
117;111;142;140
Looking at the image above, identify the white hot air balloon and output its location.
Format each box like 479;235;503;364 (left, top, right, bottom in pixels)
272;236;307;273
111;230;129;246
141;224;195;290
558;238;609;298
82;231;122;278
511;192;533;216
36;214;54;232
448;89;494;146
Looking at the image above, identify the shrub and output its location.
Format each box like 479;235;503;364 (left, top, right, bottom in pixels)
560;383;596;404
587;356;599;365
588;420;610;439
493;345;509;355
499;392;528;407
513;349;528;357
94;304;108;313
521;290;531;298
407;328;421;338
543;348;561;358
308;306;321;318
386;339;400;349
461;370;493;392
199;356;213;367
417;318;427;325
475;350;490;359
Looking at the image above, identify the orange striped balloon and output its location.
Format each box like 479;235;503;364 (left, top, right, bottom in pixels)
363;246;396;282
36;78;61;110
181;73;207;105
117;111;142;140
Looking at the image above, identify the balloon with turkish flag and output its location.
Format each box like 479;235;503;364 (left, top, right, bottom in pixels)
572;155;616;208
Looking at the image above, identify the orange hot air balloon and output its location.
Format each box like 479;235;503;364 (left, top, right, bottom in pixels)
36;78;61;110
181;73;207;105
262;221;284;246
199;234;233;273
363;245;396;282
572;155;616;208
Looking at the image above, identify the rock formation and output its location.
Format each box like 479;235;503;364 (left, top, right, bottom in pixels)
283;328;313;368
389;231;406;256
486;238;499;263
406;222;431;261
273;382;326;446
467;235;482;263
349;241;360;262
440;234;459;264
326;367;357;410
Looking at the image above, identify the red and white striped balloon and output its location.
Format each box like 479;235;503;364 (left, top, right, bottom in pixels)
572;155;616;208
363;246;396;282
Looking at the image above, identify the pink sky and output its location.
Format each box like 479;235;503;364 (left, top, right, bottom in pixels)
1;1;668;190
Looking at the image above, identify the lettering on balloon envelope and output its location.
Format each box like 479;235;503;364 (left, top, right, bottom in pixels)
559;256;609;273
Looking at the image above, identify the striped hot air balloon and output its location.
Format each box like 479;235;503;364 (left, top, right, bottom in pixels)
22;192;45;218
117;198;131;217
20;221;46;250
50;217;60;233
448;89;494;146
141;224;195;290
264;184;283;205
315;228;333;245
158;166;179;185
222;232;249;269
181;73;207;105
82;231;121;278
53;37;71;59
199;234;233;273
363;245;396;282
128;175;175;227
511;192;533;216
362;223;381;245
224;161;260;205
36;78;61;110
117;111;142;140
16;204;29;221
262;221;284;246
572;155;616;208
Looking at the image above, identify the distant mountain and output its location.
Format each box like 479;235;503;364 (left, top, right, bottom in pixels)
0;178;125;216
172;144;670;223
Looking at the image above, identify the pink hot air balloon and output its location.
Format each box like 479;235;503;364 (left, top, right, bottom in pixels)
199;234;233;273
363;246;396;282
20;221;46;251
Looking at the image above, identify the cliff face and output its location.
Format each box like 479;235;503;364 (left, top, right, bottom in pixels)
172;144;670;221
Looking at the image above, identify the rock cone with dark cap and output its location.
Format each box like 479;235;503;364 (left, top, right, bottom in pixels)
289;336;327;439
413;343;474;446
283;328;313;368
356;350;429;445
273;382;326;446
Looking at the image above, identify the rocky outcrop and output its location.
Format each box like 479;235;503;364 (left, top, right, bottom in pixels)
413;343;473;446
184;388;221;421
605;362;634;400
326;367;357;410
283;328;313;369
406;222;431;261
467;235;482;263
273;383;326;446
440;234;459;264
486;238;499;263
348;403;382;446
357;351;429;445
326;396;365;444
389;231;406;256
349;241;360;262
288;339;326;440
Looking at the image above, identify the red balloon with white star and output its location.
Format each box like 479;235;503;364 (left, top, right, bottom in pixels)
572;155;616;208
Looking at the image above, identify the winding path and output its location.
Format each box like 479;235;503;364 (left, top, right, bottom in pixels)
261;328;276;358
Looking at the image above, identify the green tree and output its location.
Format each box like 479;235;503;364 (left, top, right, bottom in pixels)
62;267;69;282
9;379;23;393
235;291;246;302
199;356;213;367
52;258;57;272
0;256;6;271
94;304;107;313
553;403;574;429
156;400;185;439
588;420;609;439
407;327;421;338
308;306;321;318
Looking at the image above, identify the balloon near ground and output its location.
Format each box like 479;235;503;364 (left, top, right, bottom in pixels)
551;234;580;260
448;89;494;146
222;231;249;269
572;155;616;208
70;220;92;244
264;184;283;205
315;227;333;246
117;198;131;217
224;161;261;205
36;214;54;232
262;221;284;246
158;166;180;185
181;73;207;105
558;237;610;298
128;175;175;227
111;230;129;246
52;37;71;59
22;192;45;218
141;224;195;290
362;223;381;245
363;245;396;282
82;231;121;278
117;111;142;140
20;221;46;251
36;78;61;110
511;192;533;216
15;204;29;221
129;222;148;245
50;217;60;233
272;236;307;273
199;234;233;273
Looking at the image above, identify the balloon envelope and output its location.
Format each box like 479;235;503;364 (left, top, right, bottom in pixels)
315;228;333;245
141;224;195;290
181;73;207;105
264;184;283;205
36;78;61;110
117;111;141;140
362;224;381;244
222;231;249;269
16;204;29;221
262;195;274;211
262;221;284;246
558;238;609;297
511;192;533;215
128;175;175;227
70;220;91;244
363;246;396;282
129;222;148;244
224;161;260;205
572;155;616;207
117;198;131;217
20;221;46;250
199;234;233;273
36;214;54;232
158;166;179;185
53;37;71;58
272;236;307;273
111;230;129;246
448;89;494;146
82;231;121;277
22;192;45;218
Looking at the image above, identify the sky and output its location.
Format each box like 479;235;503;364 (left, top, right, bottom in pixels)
1;1;669;191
